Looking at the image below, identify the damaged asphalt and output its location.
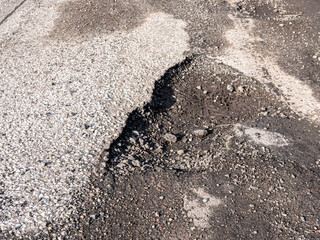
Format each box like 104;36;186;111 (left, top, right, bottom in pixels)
0;0;319;239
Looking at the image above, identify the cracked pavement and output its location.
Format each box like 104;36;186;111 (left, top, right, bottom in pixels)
0;0;319;239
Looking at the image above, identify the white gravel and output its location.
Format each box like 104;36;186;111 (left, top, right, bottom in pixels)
0;0;189;234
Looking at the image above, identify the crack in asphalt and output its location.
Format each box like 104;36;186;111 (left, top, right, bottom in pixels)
0;0;27;25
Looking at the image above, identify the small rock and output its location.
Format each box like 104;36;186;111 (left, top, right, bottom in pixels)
139;138;144;145
227;84;235;92
106;184;113;191
90;213;100;219
129;137;136;144
131;160;141;167
144;144;150;149
177;150;184;155
225;137;233;150
132;130;139;136
193;129;208;137
237;86;245;93
164;133;177;143
202;198;209;203
155;147;163;153
116;163;126;169
279;113;287;118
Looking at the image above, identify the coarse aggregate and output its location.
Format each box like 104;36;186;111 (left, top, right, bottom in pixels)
0;0;189;234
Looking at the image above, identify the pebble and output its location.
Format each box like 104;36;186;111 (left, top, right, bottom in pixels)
155;147;163;153
129;137;136;144
116;163;126;169
237;86;245;93
139;138;144;145
202;198;209;203
227;84;235;92
164;133;177;143
131;160;141;167
90;213;99;219
193;129;208;137
177;150;184;155
132;130;139;136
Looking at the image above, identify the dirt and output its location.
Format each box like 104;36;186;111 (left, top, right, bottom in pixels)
106;56;290;173
31;55;319;239
95;55;319;239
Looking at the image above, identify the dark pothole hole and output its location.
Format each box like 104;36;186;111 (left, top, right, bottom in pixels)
102;56;193;173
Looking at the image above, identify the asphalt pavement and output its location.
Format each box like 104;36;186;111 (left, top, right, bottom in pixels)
0;0;319;239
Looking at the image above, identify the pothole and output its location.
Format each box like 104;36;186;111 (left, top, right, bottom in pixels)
103;54;290;175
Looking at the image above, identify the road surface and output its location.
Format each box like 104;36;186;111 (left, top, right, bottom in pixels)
0;0;319;239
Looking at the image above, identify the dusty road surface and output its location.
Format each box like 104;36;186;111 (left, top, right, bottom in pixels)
0;0;25;23
0;0;319;239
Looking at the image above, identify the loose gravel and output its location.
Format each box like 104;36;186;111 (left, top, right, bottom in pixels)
0;0;189;234
1;0;319;238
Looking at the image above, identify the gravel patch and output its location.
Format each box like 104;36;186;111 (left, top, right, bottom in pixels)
0;0;189;234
